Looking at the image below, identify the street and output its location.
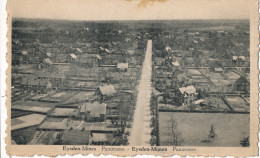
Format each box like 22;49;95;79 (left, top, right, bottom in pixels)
129;40;152;145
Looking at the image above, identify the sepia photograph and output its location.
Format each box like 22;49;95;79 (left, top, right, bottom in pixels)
10;18;250;147
4;0;259;157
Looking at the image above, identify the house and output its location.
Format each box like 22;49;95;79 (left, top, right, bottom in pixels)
12;56;23;65
46;52;52;58
77;54;102;68
90;133;113;145
37;58;54;69
62;129;91;145
21;78;39;92
214;67;224;73
165;46;172;52
99;47;112;55
233;76;250;93
172;67;183;77
116;63;128;72
37;72;65;88
66;54;77;63
20;77;52;93
97;85;116;100
38;80;52;93
74;48;83;54
171;61;180;67
232;56;246;65
126;48;135;55
12;51;29;65
77;102;107;122
176;85;198;106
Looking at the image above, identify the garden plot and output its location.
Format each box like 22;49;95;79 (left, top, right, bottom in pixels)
12;105;53;114
159;112;249;146
50;108;77;117
226;97;249;112
209;72;224;79
211;79;232;87
39;118;69;130
40;91;79;103
225;71;241;82
62;91;95;104
203;97;230;111
187;69;202;76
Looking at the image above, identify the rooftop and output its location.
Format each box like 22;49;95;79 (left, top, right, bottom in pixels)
98;85;116;96
80;102;106;117
179;85;197;95
62;129;91;145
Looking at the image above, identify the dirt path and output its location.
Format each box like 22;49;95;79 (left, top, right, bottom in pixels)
129;40;152;146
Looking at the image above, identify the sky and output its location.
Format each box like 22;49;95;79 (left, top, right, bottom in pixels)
9;0;250;21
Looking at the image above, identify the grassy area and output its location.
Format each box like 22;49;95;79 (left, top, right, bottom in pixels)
159;112;249;146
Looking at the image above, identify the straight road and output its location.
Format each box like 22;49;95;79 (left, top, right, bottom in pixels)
129;40;152;146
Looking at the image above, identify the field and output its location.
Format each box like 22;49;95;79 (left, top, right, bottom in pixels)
159;112;249;146
12;105;53;114
11;114;46;131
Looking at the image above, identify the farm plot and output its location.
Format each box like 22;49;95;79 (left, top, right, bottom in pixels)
62;91;95;104
203;97;230;111
11;114;46;131
50;108;77;117
40;91;79;103
225;71;241;82
39;118;69;130
159;112;249;147
12;100;57;108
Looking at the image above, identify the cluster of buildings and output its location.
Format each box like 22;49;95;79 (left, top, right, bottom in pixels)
11;20;148;145
153;28;250;111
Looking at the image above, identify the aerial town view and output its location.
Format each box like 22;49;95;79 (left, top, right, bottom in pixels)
11;19;250;147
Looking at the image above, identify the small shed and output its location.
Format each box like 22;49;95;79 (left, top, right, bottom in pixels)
66;53;77;63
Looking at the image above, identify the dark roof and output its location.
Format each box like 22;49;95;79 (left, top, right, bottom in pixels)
37;72;66;79
62;129;91;145
77;54;102;63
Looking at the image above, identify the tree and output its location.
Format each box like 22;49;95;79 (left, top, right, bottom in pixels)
208;125;216;141
240;137;249;147
197;89;204;99
168;115;184;145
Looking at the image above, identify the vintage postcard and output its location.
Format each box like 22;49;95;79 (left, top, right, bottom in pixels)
5;0;259;157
